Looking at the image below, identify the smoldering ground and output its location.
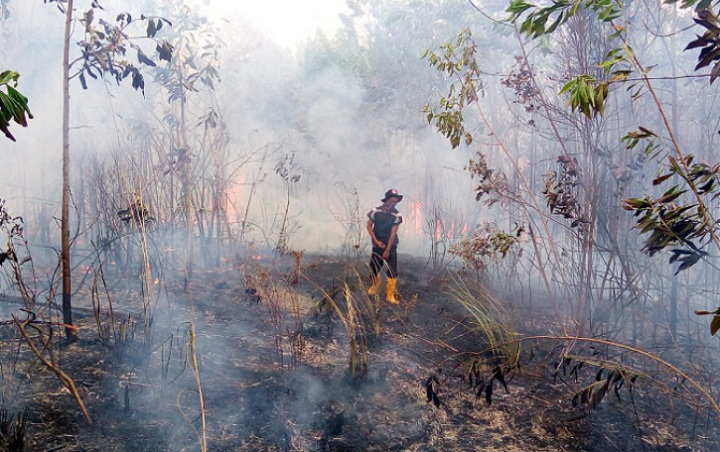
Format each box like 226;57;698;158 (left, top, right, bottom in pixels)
1;249;716;451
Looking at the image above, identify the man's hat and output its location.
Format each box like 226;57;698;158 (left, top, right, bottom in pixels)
381;189;403;202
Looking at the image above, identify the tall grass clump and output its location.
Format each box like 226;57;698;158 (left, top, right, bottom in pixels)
447;272;518;366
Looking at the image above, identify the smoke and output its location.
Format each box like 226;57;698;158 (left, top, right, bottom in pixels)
0;0;489;268
2;2;720;451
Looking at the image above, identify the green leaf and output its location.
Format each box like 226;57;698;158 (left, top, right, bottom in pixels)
697;0;713;9
506;0;535;20
622;198;651;210
655;188;685;204
596;86;605;115
546;11;564;34
0;73;32;142
559;79;574;95
0;70;19;86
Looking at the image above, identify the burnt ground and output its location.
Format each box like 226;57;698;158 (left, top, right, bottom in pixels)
1;252;719;451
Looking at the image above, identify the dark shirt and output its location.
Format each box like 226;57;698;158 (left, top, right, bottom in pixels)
368;205;402;247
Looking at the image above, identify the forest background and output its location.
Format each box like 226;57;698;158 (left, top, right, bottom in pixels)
2;0;720;448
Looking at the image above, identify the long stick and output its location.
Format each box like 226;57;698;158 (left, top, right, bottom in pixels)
188;324;207;452
13;313;91;423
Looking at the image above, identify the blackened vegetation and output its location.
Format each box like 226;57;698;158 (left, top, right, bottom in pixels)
0;200;23;235
465;152;508;206
479;366;509;405
0;199;23;267
243;287;261;304
318;404;346;451
0;250;14;267
461;360;511;406
501;55;541;113
305;291;336;339
242;271;263;305
2;254;718;450
452;344;641;417
551;353;637;413
425;373;440;408
571;368;635;411
117;197;155;229
0;408;28;452
544;155;589;229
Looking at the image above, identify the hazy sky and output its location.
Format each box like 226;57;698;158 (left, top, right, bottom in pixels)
207;0;350;49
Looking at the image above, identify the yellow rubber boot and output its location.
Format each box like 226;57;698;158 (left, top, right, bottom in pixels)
368;275;381;296
386;277;399;304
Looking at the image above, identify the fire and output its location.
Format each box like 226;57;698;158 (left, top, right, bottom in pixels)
437;220;468;241
406;199;469;241
407;199;424;236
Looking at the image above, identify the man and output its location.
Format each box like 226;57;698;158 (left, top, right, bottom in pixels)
366;189;403;304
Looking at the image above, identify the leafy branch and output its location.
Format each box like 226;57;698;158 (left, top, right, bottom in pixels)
0;70;33;142
506;0;622;39
622;153;720;273
45;0;174;95
421;29;481;149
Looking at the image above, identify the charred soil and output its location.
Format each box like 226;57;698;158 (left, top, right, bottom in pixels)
1;253;718;451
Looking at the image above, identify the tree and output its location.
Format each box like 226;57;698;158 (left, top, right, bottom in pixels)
421;2;702;339
149;3;221;289
506;0;720;334
44;0;171;339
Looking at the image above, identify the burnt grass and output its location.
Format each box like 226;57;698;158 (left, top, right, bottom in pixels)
1;252;719;451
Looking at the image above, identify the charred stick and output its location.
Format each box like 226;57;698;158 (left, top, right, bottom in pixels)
12;312;92;423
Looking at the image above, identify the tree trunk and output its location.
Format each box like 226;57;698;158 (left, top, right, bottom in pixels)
177;50;193;292
61;0;76;340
